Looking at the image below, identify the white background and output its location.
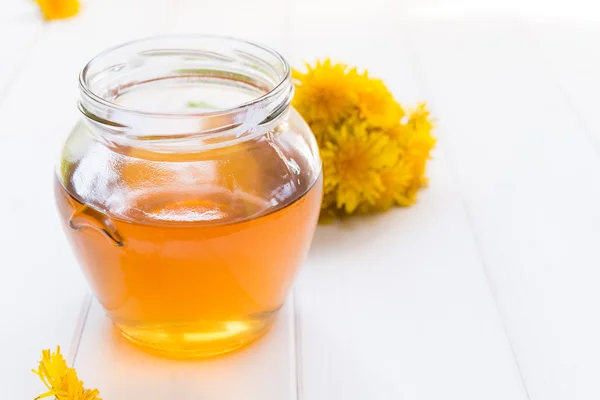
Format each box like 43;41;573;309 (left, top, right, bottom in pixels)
1;0;600;399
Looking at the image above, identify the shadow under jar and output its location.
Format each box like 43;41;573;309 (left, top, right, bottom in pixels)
54;35;322;358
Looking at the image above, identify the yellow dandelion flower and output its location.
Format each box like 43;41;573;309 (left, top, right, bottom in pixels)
386;122;408;143
56;369;102;400
406;103;434;137
35;0;80;20
372;103;435;211
292;59;435;218
292;59;360;123
402;103;436;173
356;75;404;127
33;347;69;398
371;160;415;211
322;120;398;214
387;104;434;143
33;347;101;400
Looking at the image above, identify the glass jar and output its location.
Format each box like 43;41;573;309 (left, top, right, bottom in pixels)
55;35;322;358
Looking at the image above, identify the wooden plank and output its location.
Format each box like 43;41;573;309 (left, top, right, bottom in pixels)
288;8;528;399
407;18;600;400
75;299;297;400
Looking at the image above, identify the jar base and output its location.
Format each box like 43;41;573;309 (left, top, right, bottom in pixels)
115;312;277;359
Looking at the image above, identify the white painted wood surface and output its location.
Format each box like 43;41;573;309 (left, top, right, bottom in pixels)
1;1;599;399
407;18;600;400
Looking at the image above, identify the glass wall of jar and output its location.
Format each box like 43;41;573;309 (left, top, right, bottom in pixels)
55;35;322;358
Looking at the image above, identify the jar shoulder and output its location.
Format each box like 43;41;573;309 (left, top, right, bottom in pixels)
57;114;321;224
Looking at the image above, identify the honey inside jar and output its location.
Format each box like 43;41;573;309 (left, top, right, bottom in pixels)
55;36;322;357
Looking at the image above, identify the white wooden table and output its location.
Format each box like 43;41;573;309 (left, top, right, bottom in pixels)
2;1;600;399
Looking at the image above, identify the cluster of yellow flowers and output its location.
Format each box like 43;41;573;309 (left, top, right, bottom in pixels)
293;59;435;218
33;347;100;400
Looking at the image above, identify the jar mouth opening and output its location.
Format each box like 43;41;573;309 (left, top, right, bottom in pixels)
78;35;294;149
79;34;291;118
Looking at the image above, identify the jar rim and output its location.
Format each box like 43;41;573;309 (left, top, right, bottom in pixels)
79;34;291;118
77;34;294;150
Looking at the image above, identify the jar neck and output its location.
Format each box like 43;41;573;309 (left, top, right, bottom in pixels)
78;35;293;152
